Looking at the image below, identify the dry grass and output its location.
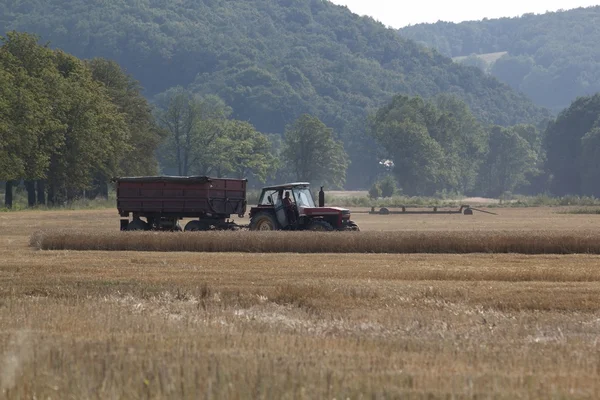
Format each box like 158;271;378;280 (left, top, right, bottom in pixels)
31;229;600;254
2;208;600;398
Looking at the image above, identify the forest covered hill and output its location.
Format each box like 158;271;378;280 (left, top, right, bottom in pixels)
400;6;600;112
0;0;547;132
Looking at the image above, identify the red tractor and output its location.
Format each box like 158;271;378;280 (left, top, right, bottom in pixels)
249;183;359;231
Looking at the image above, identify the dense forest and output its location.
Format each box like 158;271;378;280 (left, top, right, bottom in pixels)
400;6;600;112
0;0;549;188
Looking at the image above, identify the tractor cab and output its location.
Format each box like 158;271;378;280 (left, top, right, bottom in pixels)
249;183;359;231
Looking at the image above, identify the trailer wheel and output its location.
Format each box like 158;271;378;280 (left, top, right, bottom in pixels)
250;213;278;231
127;219;148;231
307;220;334;231
185;221;210;232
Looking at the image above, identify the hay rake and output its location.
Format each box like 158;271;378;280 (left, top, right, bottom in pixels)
354;205;498;216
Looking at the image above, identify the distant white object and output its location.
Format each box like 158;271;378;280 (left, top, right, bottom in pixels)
379;160;395;169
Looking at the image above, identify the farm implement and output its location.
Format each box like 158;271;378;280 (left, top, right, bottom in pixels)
358;206;498;216
113;177;360;232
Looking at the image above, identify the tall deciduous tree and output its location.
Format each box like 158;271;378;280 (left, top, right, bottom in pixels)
579;127;600;197
88;58;165;180
370;95;487;196
545;94;600;196
157;89;230;176
46;50;129;204
1;32;164;207
157;89;278;181
0;32;64;207
283;114;348;188
223;120;279;182
478;125;539;197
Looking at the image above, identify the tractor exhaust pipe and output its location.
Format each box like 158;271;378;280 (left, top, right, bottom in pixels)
319;186;325;207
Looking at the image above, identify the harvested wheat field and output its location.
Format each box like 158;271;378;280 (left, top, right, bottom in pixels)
1;207;600;399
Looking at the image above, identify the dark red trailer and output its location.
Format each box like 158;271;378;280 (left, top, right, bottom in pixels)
114;176;247;231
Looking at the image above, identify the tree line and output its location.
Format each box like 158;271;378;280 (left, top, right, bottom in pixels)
369;92;600;199
0;32;348;208
0;32;163;208
0;0;549;188
368;94;543;198
3;32;600;209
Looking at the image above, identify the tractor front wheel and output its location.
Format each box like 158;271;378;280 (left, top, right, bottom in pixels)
250;213;278;231
307;220;334;231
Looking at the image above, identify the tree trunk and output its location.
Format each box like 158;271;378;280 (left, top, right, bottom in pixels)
84;188;95;200
4;181;14;209
25;180;36;207
99;181;109;198
47;182;55;206
36;180;46;205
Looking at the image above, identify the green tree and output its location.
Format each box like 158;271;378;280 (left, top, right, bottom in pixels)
157;89;230;176
157;89;278;181
0;32;164;207
372;119;445;196
478;126;539;197
283;114;348;188
87;58;165;180
433;94;488;194
580;127;600;197
45;50;129;204
545;94;600;196
0;32;64;207
370;95;486;196
224;120;279;182
378;175;398;198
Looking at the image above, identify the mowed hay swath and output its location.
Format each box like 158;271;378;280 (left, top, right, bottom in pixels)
31;229;600;254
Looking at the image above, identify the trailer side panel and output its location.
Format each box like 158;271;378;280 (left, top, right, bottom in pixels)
115;176;247;219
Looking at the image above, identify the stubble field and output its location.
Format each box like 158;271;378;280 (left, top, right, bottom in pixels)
1;207;600;399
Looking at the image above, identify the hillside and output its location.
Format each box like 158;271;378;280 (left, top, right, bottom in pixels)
400;6;600;112
0;0;548;187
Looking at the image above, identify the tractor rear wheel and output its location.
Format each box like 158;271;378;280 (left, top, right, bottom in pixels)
307;220;334;231
346;222;360;231
127;219;148;231
185;221;210;232
250;213;278;231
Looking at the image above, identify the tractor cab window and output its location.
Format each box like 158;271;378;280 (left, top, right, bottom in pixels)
260;190;280;205
293;188;315;208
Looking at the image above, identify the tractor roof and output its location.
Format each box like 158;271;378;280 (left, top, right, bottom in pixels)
261;182;310;190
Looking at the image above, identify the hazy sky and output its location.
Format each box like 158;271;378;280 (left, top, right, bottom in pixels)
329;0;599;28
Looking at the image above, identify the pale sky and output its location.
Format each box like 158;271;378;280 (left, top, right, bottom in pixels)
329;0;600;28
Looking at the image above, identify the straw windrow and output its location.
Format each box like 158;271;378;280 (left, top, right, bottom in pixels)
30;230;600;254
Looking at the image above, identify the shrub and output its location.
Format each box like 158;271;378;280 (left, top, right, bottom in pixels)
368;183;382;199
379;175;398;198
